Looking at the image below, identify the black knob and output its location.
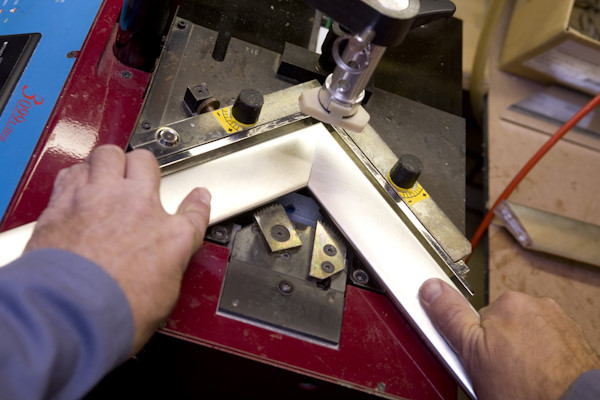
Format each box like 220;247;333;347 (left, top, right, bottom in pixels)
390;154;423;189
231;89;264;125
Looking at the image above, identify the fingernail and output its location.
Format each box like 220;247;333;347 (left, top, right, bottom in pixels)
419;279;443;305
196;187;211;205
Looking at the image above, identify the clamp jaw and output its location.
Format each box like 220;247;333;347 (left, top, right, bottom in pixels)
299;0;456;132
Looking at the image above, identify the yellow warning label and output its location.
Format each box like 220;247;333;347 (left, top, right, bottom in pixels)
395;182;429;206
212;107;254;134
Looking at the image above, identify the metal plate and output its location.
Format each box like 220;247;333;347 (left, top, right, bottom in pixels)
219;222;346;346
309;221;347;280
254;204;303;252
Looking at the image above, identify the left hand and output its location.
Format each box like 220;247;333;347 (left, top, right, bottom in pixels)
25;145;211;353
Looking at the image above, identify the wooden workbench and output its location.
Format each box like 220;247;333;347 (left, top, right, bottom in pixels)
487;0;600;353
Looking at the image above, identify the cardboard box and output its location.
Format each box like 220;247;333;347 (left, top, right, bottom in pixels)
500;0;600;95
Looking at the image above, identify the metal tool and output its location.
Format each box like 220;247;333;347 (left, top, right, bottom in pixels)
495;200;600;268
299;0;456;132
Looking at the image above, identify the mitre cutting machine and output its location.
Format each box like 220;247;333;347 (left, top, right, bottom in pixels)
0;0;476;398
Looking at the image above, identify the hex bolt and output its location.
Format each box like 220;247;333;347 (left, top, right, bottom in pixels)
278;280;294;295
323;244;337;257
321;261;335;274
213;227;226;239
211;226;229;242
156;127;180;147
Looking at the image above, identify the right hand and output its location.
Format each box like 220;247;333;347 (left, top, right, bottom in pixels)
419;278;600;400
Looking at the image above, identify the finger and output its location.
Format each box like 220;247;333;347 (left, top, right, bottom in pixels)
49;163;90;204
125;149;160;191
176;187;212;248
87;145;127;184
419;278;481;356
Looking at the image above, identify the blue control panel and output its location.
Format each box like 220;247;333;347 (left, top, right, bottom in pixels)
0;0;103;219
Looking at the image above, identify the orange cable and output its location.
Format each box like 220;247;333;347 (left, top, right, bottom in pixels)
468;93;600;263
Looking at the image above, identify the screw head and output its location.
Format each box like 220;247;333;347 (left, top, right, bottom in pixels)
156;127;180;147
278;280;294;295
321;261;335;274
323;244;337;257
193;85;209;96
121;70;132;79
177;20;187;29
210;226;230;243
213;227;226;239
352;269;370;284
271;224;291;242
141;121;152;130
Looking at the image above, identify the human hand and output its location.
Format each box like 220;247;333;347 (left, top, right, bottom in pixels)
25;145;211;354
419;278;600;400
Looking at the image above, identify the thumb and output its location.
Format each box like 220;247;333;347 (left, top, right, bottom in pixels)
176;187;212;247
419;278;481;356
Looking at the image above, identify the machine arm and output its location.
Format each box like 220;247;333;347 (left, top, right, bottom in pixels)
299;0;455;132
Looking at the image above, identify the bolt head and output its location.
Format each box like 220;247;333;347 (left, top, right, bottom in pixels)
271;224;291;242
352;269;370;284
156;127;180;147
323;244;337;257
278;280;294;295
321;261;335;274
